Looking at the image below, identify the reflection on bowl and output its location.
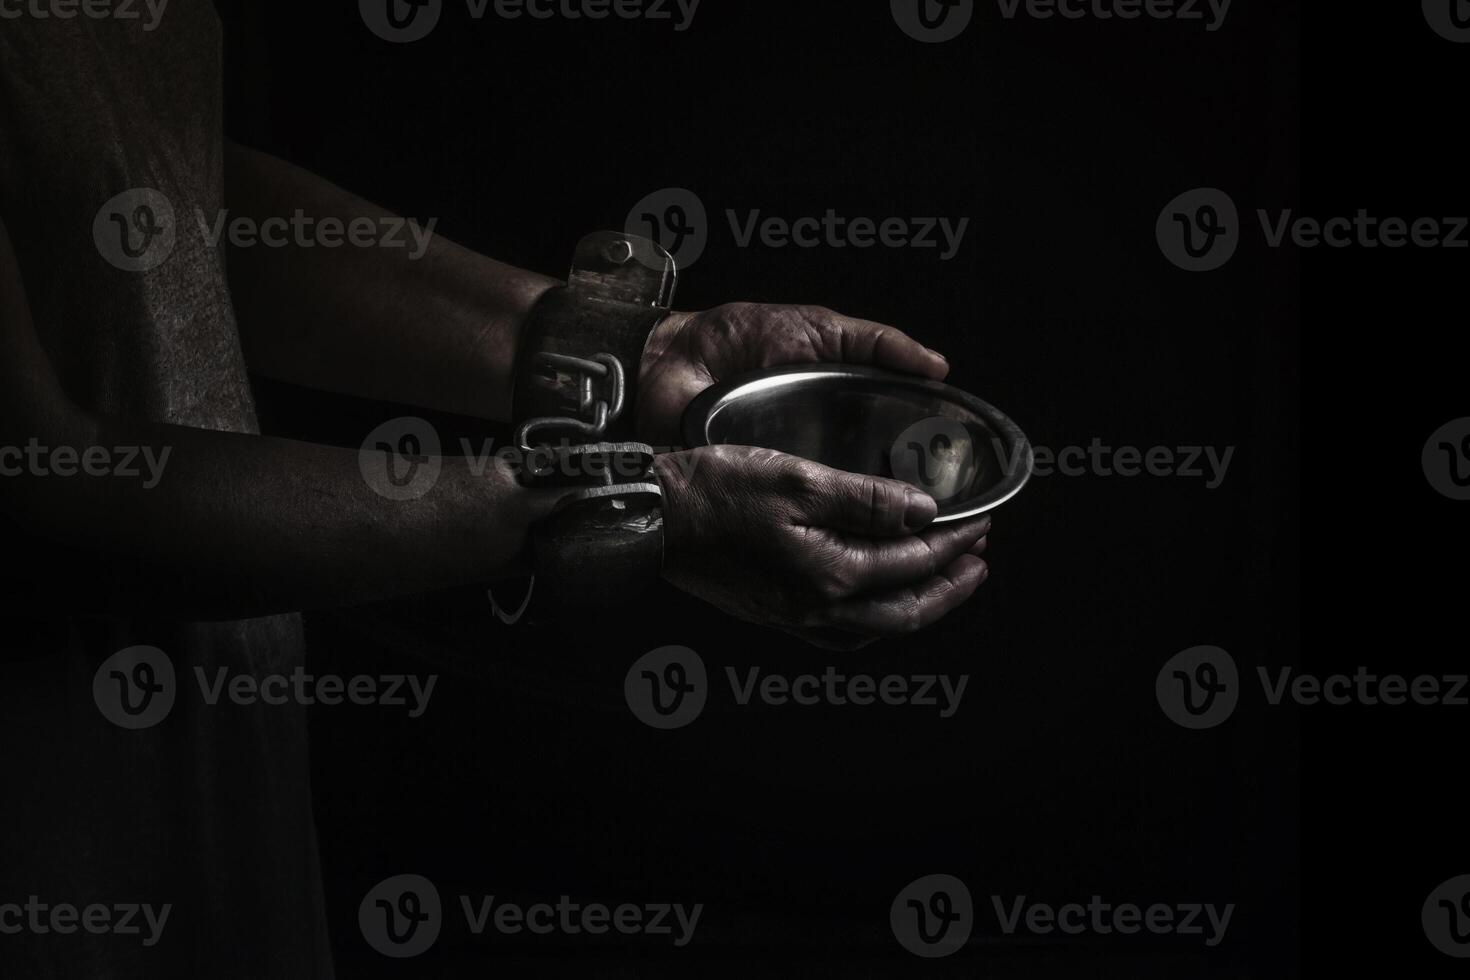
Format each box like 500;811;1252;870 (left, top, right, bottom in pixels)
682;365;1033;522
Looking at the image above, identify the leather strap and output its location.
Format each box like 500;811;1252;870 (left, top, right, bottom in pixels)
510;231;676;447
492;232;678;620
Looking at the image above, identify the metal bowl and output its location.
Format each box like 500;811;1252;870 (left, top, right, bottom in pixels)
682;365;1034;522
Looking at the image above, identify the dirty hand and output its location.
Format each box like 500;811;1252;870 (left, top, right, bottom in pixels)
637;303;949;447
652;445;990;650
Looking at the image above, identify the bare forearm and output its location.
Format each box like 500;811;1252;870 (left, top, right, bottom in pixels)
1;211;555;621
3;417;556;619
223;143;557;420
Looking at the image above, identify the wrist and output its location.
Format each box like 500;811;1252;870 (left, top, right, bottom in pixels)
510;234;678;446
650;449;705;579
637;309;695;391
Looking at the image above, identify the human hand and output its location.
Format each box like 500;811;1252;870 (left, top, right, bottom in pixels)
652;445;990;650
637;303;948;446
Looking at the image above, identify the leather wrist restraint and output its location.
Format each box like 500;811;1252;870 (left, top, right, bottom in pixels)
496;231;677;617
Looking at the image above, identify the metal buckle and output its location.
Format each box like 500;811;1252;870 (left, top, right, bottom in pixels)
569;232;677;309
515;351;626;449
495;231;677;625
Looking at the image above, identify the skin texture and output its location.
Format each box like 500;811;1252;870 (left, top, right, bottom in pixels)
224;143;558;421
637;303;951;446
0;214;563;620
2;148;992;639
653;446;989;651
641;304;990;645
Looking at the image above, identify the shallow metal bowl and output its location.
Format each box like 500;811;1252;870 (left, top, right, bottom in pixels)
682;365;1034;522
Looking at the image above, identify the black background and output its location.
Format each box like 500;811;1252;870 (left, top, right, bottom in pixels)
1299;4;1470;980
219;0;1317;975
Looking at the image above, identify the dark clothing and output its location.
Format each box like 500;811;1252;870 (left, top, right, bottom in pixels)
0;3;331;976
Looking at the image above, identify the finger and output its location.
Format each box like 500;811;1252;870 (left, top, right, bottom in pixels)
970;534;988;556
799;307;949;380
798;465;938;536
818;555;989;636
832;515;991;596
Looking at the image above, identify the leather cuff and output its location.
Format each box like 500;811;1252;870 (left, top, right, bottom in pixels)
510;232;677;447
491;232;679;621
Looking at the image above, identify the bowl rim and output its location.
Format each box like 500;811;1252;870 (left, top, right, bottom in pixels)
680;364;1035;521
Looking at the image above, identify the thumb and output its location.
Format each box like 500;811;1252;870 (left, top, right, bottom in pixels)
800;307;950;380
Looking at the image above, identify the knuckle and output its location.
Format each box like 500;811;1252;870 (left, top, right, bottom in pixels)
863;479;883;533
803;548;855;602
709;303;746;336
698;445;741;483
917;536;941;577
778;458;822;505
812;565;852;602
877;478;908;522
900;597;926;633
794;305;844;351
928;569;961;601
705;444;737;468
857;477;908;533
893;605;917;637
